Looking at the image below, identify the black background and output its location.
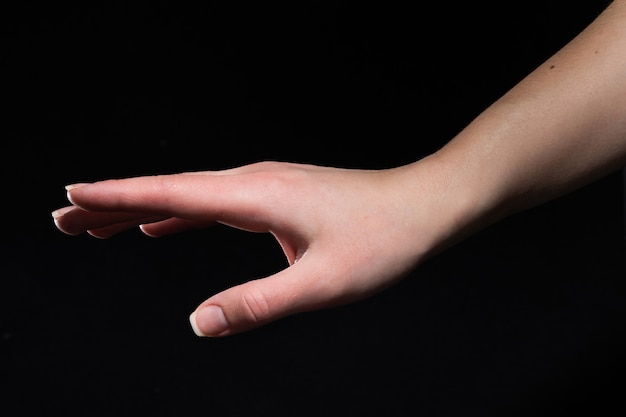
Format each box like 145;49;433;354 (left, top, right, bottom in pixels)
2;1;625;415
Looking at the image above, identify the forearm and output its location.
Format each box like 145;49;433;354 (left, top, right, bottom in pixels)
427;0;626;232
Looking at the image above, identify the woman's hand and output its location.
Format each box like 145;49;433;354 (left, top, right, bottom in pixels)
52;160;462;337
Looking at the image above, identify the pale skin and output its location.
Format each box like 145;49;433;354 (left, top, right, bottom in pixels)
53;0;626;337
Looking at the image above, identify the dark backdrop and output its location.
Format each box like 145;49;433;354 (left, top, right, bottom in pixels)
3;1;625;416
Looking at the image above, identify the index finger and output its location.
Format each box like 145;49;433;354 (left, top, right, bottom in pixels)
65;170;293;233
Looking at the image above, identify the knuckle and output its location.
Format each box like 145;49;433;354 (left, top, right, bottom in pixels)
251;160;284;171
240;288;272;324
153;174;181;194
148;175;186;207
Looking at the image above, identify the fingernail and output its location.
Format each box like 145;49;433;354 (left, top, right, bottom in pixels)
51;206;74;220
189;305;230;337
65;184;90;205
51;210;62;220
64;183;89;191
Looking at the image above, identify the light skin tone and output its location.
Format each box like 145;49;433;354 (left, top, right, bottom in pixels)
53;0;626;337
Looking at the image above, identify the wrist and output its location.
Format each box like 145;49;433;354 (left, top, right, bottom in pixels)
385;153;498;261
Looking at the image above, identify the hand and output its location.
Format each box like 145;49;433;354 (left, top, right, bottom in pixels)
52;160;463;336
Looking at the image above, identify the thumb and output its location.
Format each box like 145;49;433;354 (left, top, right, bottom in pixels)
188;257;339;337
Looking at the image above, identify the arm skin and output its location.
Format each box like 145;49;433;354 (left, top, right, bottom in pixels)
429;0;626;232
53;1;626;337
